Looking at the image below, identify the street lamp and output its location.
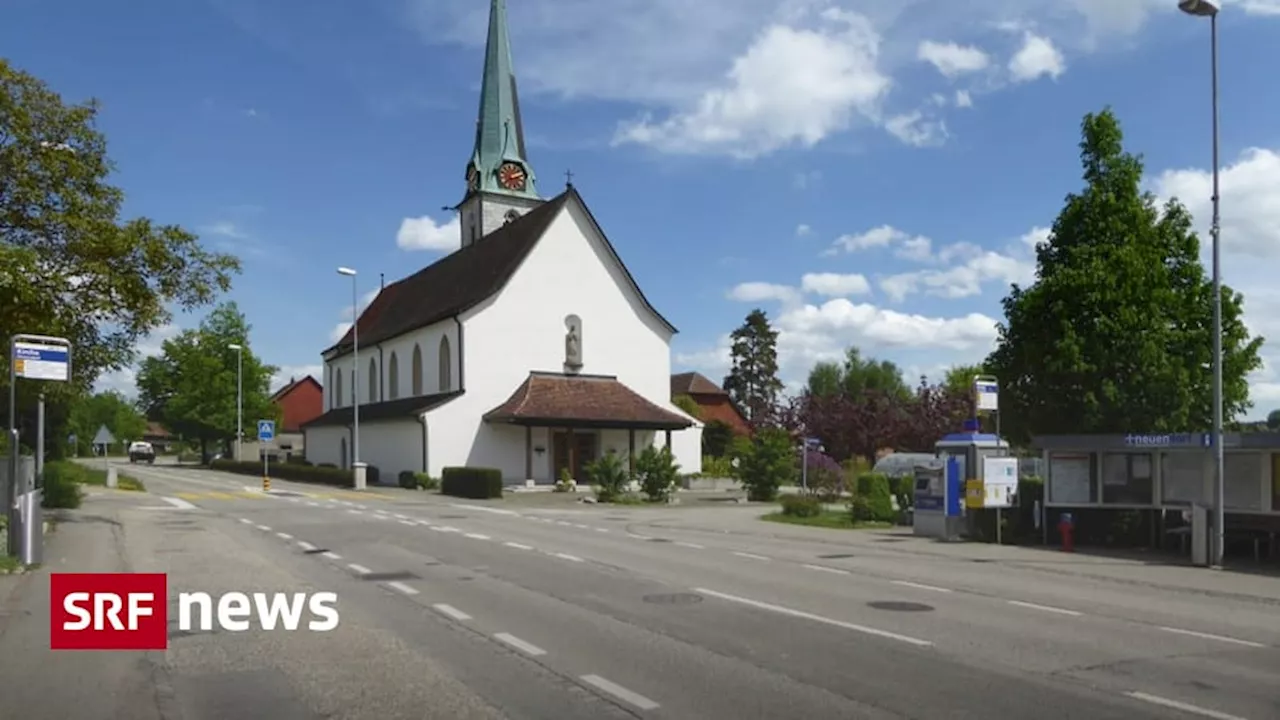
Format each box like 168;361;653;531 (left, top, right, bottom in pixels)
1178;0;1223;567
337;267;360;475
228;344;243;462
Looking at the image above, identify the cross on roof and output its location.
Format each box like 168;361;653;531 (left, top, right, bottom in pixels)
564;169;574;187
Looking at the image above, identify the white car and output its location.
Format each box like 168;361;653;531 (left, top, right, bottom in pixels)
128;441;156;464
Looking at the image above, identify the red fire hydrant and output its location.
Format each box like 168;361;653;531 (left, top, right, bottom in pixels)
1058;512;1075;553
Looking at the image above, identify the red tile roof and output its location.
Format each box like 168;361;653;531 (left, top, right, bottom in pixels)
485;372;693;430
670;372;727;397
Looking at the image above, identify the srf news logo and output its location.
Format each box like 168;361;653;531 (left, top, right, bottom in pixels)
50;573;339;650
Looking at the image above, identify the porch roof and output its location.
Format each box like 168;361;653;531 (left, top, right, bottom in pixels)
484;372;694;431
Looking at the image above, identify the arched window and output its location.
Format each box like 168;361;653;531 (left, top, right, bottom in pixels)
438;336;452;392
388;352;399;400
368;358;377;402
411;344;423;396
334;368;343;408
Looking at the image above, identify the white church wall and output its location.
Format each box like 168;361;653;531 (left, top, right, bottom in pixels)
668;423;703;475
357;419;422;482
302;426;346;467
322;319;459;411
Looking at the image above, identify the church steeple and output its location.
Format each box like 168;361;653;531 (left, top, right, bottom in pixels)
465;0;538;201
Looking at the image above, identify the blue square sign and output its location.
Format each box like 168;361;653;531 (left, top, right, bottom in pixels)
257;420;275;442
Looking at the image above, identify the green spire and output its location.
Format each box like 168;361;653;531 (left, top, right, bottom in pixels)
467;0;538;199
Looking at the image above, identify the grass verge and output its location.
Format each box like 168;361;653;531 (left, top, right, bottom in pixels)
761;510;894;530
80;467;146;491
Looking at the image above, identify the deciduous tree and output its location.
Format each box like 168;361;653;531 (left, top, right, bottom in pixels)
67;390;147;456
723;309;784;426
985;109;1262;444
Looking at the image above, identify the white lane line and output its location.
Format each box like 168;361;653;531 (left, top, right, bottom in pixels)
594;527;609;533
695;587;933;648
433;603;471;621
371;514;390;521
504;542;533;550
256;525;272;532
438;526;461;533
394;514;409;520
580;675;660;711
1124;692;1248;720
399;520;417;527
733;552;769;561
322;552;342;560
627;533;648;540
554;552;584;562
297;541;317;551
386;581;420;596
162;496;198;510
892;581;953;594
451;503;520;516
556;521;573;526
494;633;547;656
276;532;293;540
430;526;448;532
304;502;320;507
1157;626;1265;648
675;541;705;549
287;498;300;503
347;564;372;575
416;520;433;527
802;564;849;575
353;504;367;510
572;523;590;529
347;509;364;515
238;518;253;524
464;533;491;540
1007;600;1082;617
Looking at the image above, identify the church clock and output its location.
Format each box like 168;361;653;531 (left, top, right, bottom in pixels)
496;162;527;191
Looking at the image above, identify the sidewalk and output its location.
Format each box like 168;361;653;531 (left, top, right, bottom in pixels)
650;507;1280;604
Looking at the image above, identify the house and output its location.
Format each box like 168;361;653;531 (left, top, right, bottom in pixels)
300;0;701;484
141;422;173;453
238;376;324;462
670;372;750;436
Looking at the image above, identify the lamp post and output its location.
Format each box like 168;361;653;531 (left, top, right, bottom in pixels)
1178;0;1223;567
228;343;243;462
337;267;362;487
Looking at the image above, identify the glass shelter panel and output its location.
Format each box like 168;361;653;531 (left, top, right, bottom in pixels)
1101;453;1154;505
1224;452;1263;510
1160;452;1203;505
1048;453;1094;504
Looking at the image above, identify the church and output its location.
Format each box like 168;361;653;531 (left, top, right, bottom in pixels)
300;0;703;485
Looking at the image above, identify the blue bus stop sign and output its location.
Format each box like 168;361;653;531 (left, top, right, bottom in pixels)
257;420;275;443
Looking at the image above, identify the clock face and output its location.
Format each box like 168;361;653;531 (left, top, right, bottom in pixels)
497;162;526;191
466;165;479;191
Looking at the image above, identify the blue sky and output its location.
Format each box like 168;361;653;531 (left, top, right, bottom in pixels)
5;0;1280;419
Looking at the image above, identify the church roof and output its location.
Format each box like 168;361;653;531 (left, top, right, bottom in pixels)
670;372;727;397
325;186;676;358
301;390;464;428
484;372;694;430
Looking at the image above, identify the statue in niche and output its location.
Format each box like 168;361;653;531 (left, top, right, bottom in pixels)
564;314;583;370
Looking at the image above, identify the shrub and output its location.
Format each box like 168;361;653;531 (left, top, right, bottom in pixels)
780;494;822;517
701;420;736;458
854;472;895;523
636;445;681;502
586;452;630;502
42;462;83;509
554;467;576;492
209;459;352;487
362;465;381;485
848;494;873;523
732;428;794;502
398;470;418;489
701;455;734;478
800;450;843;501
415;473;439;491
440;466;503;499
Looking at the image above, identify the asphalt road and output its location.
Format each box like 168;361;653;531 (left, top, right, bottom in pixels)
10;460;1279;720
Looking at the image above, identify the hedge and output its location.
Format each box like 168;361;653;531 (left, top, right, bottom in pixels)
210;459;352;487
853;472;896;523
398;470;439;490
440;466;502;499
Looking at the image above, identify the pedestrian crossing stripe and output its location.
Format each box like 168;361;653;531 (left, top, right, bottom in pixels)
172;490;388;502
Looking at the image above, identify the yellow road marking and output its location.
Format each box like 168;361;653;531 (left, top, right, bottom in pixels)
176;492;205;500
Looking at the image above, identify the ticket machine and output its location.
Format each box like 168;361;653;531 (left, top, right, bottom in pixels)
913;431;1009;540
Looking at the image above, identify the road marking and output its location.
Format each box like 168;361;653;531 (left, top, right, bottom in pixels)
386;581;420;596
430;526;448;532
439;526;461;533
554;552;584;562
580;675;659;711
238;518;253;524
305;502;320;507
504;542;533;550
347;563;372;575
297;541;317;551
286;497;300;503
494;633;547;656
433;604;471;621
1124;692;1248;720
256;525;272;532
556;521;572;526
1157;626;1265;648
733;552;769;561
627;533;648;540
892;581;953;593
161;496;198;510
394;514;409;519
695;587;934;647
1007;600;1082;617
451;503;520;516
802;564;849;575
676;542;705;549
322;552;342;560
353;504;367;510
347;509;364;515
276;532;293;540
594;527;609;533
464;533;491;540
399;520;416;527
572;523;590;529
416;520;433;527
371;514;390;521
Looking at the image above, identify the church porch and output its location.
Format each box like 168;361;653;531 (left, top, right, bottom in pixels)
483;372;693;484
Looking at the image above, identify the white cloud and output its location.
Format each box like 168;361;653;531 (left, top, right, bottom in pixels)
330;288;382;343
200;221;248;239
613;8;891;159
796;223;812;237
800;272;872;297
1008;32;1066;82
878;248;1035;302
884;111;948;147
829;224;914;254
1241;0;1280;16
1020;226;1051;249
1151;148;1280;259
397;215;460;251
270;364;323;393
727;281;801;305
954;90;973;108
917;40;990;78
897;236;934;262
